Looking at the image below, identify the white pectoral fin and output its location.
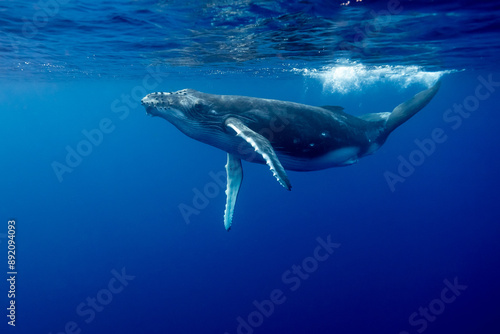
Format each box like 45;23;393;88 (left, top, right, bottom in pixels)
225;117;292;191
224;153;243;231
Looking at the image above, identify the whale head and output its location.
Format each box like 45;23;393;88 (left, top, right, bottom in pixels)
141;89;230;141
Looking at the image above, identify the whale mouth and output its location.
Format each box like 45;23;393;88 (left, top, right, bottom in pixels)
141;99;159;116
141;94;189;121
141;94;168;116
143;105;159;116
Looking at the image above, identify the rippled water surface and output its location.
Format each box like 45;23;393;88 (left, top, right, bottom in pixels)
1;0;499;79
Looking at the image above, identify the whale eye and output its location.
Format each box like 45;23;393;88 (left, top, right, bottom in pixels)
194;103;203;111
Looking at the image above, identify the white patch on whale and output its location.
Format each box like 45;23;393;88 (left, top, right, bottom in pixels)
311;146;360;167
279;146;361;171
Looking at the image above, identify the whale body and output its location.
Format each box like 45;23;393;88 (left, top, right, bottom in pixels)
141;81;441;230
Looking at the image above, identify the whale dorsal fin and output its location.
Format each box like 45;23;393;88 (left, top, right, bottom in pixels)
224;153;243;231
225;117;292;191
321;105;344;113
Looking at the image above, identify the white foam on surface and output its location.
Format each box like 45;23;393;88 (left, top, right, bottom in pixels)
293;60;455;94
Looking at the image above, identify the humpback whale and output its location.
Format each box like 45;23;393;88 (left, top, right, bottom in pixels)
141;81;440;230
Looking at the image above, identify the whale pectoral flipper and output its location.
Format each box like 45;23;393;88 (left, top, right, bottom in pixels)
225;117;292;191
224;153;243;231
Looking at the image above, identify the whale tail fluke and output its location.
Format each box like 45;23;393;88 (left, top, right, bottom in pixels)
385;80;441;134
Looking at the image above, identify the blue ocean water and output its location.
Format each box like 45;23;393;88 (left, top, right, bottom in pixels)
1;1;500;333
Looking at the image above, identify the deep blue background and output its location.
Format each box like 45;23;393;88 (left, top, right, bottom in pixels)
1;70;499;334
1;0;500;333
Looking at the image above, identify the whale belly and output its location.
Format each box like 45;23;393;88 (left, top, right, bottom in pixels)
279;146;361;171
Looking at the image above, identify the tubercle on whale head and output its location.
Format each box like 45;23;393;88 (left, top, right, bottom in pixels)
141;93;160;117
141;89;195;119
